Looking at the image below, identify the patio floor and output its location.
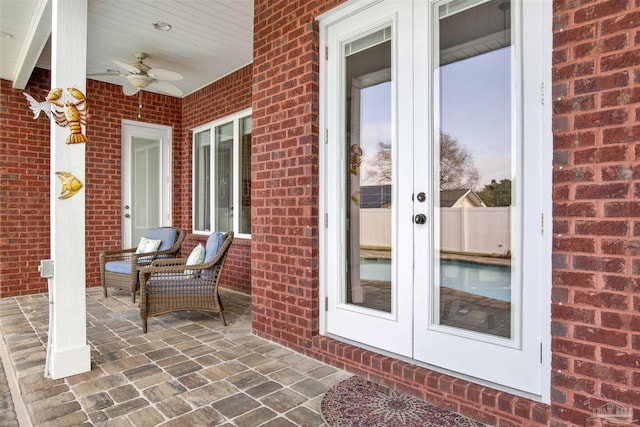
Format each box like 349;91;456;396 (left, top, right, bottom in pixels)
0;287;352;426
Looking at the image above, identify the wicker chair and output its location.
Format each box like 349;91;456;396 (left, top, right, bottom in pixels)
99;227;186;302
139;231;234;333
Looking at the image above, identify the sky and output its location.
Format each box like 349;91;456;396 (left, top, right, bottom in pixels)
358;47;513;189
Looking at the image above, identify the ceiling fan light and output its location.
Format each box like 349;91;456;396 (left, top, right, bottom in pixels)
127;74;152;89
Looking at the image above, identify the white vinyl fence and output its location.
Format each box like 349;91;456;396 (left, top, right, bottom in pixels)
360;207;512;255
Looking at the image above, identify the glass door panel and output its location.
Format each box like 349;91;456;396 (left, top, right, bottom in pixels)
345;37;392;313
214;122;234;232
133;137;161;245
434;0;514;339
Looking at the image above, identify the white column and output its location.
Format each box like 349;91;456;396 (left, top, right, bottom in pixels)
49;0;91;379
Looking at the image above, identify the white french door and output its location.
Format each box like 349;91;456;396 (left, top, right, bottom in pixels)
321;0;551;397
122;121;172;247
323;0;415;357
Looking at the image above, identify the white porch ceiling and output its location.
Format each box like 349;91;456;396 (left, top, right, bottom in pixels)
0;0;254;97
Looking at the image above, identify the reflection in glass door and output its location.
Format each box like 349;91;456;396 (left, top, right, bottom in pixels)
433;0;515;339
133;137;162;245
344;31;393;313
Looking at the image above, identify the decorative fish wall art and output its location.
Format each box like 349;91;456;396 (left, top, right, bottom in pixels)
55;171;83;199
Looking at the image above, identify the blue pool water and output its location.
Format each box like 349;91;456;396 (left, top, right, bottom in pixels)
360;258;511;302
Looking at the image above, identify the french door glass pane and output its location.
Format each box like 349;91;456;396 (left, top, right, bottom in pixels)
214;122;233;232
434;0;514;338
194;130;211;231
343;28;393;313
239;116;252;235
133;137;161;244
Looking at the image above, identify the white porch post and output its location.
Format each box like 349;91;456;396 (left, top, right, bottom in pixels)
48;0;91;379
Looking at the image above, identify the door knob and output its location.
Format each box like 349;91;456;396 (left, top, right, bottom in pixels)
124;213;131;219
414;214;426;224
416;192;426;202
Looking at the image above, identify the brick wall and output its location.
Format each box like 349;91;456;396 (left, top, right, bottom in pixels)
1;65;253;297
0;69;52;297
551;0;640;425
252;0;640;426
251;0;337;351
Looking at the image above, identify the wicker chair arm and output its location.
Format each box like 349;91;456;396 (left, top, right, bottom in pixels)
139;263;190;277
149;258;188;267
100;247;136;259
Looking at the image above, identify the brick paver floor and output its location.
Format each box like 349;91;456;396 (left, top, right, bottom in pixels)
0;287;351;426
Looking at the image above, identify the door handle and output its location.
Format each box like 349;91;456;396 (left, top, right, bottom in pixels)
414;214;426;224
124;213;131;219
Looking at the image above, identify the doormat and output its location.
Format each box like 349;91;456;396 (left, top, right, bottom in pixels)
321;376;485;427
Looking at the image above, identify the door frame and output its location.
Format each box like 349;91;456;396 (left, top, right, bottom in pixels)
121;120;173;247
318;0;552;402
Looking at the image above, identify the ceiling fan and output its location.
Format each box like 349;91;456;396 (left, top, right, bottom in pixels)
90;51;183;97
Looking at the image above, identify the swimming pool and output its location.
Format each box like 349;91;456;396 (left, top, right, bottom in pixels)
360;258;511;302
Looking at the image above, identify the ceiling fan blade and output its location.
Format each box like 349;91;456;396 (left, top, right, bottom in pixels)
112;59;140;74
87;72;123;77
149;80;183;97
123;81;140;96
147;67;183;81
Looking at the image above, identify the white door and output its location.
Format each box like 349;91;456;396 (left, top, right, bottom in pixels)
321;0;550;396
323;0;414;356
122;121;172;247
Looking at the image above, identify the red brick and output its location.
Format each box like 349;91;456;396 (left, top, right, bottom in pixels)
553;167;596;183
601;239;640;256
573;255;626;272
574;0;629;23
603;125;640;145
553;237;596;252
575;220;629;235
553;94;596;114
575;145;628;164
601;49;640;71
601;311;640;331
574;108;628;129
603;275;640;292
554;131;596;148
552;304;596;324
553;202;597;217
574;72;629;94
552;271;596;288
554;24;597;48
553;61;596;81
552;338;597;359
575;183;629;199
602;87;640;107
574;325;628;347
602;348;640;371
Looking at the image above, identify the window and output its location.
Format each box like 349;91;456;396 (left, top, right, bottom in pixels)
193;109;252;236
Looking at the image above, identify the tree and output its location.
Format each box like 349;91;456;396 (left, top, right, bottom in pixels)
361;132;479;190
478;179;512;207
439;132;479;191
364;141;392;184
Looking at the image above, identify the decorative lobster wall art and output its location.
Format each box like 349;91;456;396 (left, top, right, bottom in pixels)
23;87;89;144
